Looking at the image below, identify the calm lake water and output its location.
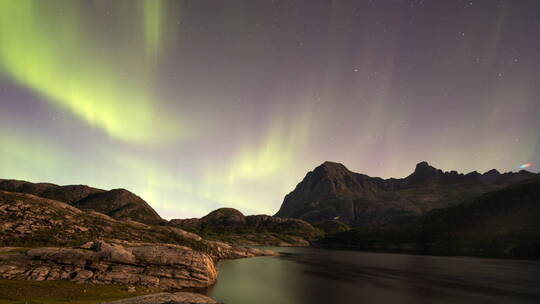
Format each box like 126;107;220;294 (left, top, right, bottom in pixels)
205;247;540;304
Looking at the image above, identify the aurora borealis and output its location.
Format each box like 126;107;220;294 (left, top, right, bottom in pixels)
1;0;539;219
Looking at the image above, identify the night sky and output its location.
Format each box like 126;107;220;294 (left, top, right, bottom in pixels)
1;0;539;218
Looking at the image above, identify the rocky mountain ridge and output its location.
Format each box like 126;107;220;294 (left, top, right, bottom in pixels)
275;161;538;227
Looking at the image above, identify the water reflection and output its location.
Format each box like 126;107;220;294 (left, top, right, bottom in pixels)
206;247;540;304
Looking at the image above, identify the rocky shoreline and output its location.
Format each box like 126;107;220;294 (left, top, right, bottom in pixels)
0;240;276;303
0;189;278;303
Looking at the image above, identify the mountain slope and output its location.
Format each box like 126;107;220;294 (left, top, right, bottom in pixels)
74;189;164;225
318;178;540;259
0;179;162;225
419;178;540;258
275;161;537;227
0;190;202;249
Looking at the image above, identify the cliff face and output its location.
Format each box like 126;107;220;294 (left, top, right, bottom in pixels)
0;180;163;225
275;161;538;227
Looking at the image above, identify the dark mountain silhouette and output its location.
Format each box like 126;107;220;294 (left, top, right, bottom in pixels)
318;178;540;259
419;178;540;258
275;161;538;227
0;179;163;225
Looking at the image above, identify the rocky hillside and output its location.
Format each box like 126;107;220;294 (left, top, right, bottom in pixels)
0;179;163;225
0;190;188;249
168;208;323;246
0;182;278;302
74;189;164;225
0;188;277;297
313;220;351;235
0;190;275;259
275;161;538;227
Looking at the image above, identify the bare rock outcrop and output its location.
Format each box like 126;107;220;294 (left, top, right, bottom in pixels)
0;240;217;290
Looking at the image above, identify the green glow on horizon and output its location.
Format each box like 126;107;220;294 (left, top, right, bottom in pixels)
0;0;180;143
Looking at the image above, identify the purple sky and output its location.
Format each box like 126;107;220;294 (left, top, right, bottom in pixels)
1;0;539;218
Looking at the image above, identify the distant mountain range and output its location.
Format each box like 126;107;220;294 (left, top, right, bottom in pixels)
275;161;539;258
275;161;538;228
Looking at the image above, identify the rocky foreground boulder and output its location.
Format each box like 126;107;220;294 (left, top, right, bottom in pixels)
0;240;217;289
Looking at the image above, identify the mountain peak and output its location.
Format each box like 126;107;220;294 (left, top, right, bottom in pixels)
314;161;350;176
415;161;434;171
412;161;439;176
320;161;346;168
405;161;441;185
484;169;501;175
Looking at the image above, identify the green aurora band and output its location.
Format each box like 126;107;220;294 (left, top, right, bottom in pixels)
0;0;178;143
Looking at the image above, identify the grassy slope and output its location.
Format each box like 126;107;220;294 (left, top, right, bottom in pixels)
0;280;159;304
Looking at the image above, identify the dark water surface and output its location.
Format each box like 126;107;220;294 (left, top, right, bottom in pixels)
205;247;540;304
